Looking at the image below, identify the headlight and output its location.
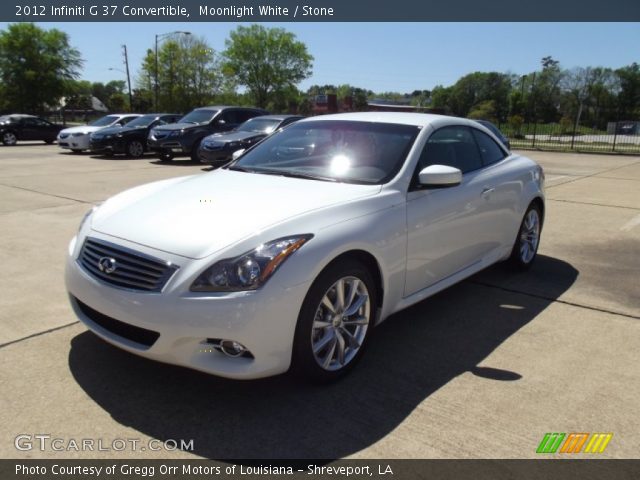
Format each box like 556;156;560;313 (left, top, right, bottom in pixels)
227;141;240;148
190;235;313;292
78;205;98;232
168;130;182;138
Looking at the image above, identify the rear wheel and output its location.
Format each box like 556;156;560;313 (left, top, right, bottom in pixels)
2;131;17;146
509;203;542;270
292;259;376;382
126;140;145;158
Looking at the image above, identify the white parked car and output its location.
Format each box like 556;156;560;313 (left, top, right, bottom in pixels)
65;113;545;381
57;114;140;152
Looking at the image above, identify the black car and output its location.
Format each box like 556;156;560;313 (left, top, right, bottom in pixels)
474;120;511;150
147;106;269;162
89;113;182;158
198;115;304;164
0;114;63;146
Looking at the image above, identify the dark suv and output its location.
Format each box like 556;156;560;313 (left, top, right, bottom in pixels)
147;106;268;161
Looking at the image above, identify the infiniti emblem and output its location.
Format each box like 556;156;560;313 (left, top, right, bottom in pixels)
98;257;117;274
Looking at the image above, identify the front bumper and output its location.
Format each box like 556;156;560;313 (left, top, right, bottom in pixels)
89;138;126;154
198;144;237;164
147;136;191;156
65;233;310;379
58;134;90;150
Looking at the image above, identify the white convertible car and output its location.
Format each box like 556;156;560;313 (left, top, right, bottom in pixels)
65;112;544;381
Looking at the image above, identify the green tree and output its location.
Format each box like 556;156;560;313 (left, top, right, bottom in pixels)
615;63;640;119
222;25;313;108
0;23;82;113
138;35;222;112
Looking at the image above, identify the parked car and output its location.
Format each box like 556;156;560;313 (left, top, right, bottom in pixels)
57;114;141;153
65;113;544;381
473;120;511;150
147;106;269;162
198;115;304;165
89;113;182;158
0;114;63;146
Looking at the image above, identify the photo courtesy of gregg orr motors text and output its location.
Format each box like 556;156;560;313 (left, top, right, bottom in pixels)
14;435;194;453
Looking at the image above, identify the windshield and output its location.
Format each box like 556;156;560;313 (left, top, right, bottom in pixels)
229;120;420;184
237;118;281;134
124;115;158;128
179;109;218;124
89;115;120;127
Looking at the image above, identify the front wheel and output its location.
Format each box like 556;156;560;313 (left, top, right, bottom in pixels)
292;259;377;382
158;151;173;162
126;140;145;158
2;131;17;146
509;203;542;270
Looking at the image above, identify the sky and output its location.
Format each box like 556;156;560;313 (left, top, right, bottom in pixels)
3;22;639;93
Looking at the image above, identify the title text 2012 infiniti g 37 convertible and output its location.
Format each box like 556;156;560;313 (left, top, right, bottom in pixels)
65;113;544;381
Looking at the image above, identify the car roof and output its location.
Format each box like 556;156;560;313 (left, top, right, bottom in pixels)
195;106;266;111
246;115;301;121
301;112;481;129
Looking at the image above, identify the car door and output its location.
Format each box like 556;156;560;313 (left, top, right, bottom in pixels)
19;117;39;140
470;127;521;249
404;125;493;297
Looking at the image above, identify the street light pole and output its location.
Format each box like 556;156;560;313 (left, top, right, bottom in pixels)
108;66;132;112
154;31;191;112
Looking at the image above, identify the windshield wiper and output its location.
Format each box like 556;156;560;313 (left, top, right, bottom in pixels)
226;165;255;173
252;169;337;182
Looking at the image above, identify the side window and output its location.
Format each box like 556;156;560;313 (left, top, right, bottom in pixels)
237;110;258;123
121;117;136;125
416;126;483;176
471;128;506;166
219;110;238;125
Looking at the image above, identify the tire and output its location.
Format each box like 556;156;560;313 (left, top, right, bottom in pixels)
190;139;203;162
2;131;17;146
292;259;377;382
159;151;174;162
509;203;542;270
126;140;145;158
44;139;54;144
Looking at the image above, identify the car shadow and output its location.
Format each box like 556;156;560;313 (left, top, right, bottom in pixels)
149;159;203;166
68;255;577;460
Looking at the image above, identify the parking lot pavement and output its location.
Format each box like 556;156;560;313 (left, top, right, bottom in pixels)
0;145;638;459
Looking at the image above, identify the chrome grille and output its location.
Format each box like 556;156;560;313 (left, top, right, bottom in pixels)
78;238;178;292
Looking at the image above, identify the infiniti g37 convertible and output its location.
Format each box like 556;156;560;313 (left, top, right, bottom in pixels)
65;113;544;381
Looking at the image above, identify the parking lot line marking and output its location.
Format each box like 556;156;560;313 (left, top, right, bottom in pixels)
621;214;640;231
0;182;92;204
545;159;640;190
0;321;79;350
547;198;640;211
469;280;640;321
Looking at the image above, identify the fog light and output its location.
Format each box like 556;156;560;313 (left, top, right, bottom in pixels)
220;340;247;357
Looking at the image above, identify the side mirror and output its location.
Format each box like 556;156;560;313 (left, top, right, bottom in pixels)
231;149;245;161
418;164;462;188
217;119;226;125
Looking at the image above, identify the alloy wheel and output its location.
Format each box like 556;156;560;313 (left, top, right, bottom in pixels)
3;132;17;146
519;209;540;264
311;276;370;371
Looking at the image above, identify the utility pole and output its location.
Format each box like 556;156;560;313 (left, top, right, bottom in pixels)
122;45;133;112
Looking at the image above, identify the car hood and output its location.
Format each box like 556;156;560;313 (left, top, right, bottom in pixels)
206;131;263;143
154;123;200;132
59;125;107;135
91;169;381;259
95;125;143;136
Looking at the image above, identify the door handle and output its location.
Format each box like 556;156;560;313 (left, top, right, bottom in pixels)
481;187;495;196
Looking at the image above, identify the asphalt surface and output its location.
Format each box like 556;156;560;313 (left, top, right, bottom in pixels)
0;145;638;459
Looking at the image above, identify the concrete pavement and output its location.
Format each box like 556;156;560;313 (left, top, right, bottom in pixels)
0;145;638;459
